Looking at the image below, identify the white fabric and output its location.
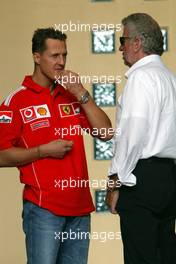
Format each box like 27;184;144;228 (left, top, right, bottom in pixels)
109;54;176;186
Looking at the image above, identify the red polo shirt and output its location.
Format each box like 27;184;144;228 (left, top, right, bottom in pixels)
0;76;95;216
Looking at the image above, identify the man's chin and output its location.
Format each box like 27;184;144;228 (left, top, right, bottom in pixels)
123;58;131;67
46;75;57;84
123;59;128;65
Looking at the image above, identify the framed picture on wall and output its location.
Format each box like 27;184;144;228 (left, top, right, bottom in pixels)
95;190;109;212
92;30;115;53
93;83;116;107
94;138;113;160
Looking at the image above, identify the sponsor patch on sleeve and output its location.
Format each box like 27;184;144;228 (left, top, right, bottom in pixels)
0;111;13;123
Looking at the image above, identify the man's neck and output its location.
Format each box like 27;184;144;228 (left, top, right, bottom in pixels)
32;71;53;88
129;52;149;67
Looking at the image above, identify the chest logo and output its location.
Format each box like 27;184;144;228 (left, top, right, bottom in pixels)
58;102;81;118
37;107;47;116
30;119;50;131
62;106;71;115
20;104;51;123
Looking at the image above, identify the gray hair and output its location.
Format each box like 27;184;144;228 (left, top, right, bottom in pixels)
122;13;164;56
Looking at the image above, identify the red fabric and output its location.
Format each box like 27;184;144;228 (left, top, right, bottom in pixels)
0;76;95;216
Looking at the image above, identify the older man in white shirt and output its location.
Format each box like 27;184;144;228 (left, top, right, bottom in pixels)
106;13;176;264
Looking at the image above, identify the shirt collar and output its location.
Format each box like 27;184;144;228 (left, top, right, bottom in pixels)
22;75;65;94
125;54;163;78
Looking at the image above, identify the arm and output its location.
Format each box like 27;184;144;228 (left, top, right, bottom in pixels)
57;70;113;141
106;117;149;213
106;71;155;213
0;97;73;167
0;139;73;167
80;96;113;141
105;173;121;214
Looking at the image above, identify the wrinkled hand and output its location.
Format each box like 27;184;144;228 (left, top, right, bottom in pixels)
38;139;73;159
105;190;119;214
56;70;86;99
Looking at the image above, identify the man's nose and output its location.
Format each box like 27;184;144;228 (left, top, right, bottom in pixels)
57;55;65;65
119;45;123;51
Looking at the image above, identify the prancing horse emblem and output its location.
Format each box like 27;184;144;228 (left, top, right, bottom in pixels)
62;106;71;115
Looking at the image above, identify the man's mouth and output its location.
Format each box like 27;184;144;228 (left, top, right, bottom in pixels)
55;67;64;71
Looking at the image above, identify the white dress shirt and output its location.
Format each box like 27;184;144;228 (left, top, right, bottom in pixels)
108;54;176;186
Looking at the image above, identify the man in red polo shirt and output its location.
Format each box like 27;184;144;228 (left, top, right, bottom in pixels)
0;28;112;264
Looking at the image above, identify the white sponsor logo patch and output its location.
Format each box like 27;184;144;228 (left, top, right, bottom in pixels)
0;111;13;123
20;104;50;123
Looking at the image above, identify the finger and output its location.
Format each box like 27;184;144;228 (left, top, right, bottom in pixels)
110;203;117;214
67;141;74;146
64;145;73;152
62;140;73;146
64;142;73;149
60;70;70;77
58;70;65;76
58;140;73;146
64;147;71;152
64;144;73;150
111;209;118;214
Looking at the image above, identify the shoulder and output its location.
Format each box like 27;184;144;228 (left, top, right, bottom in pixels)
2;86;27;107
128;66;155;82
125;68;154;94
130;61;176;83
125;63;167;95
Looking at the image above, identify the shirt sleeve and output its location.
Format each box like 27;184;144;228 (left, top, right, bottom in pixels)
0;102;22;150
108;70;156;186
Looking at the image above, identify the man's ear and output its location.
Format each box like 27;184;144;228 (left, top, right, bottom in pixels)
33;52;41;65
133;37;142;53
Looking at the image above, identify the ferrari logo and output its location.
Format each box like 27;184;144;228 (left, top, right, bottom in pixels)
62;106;71;115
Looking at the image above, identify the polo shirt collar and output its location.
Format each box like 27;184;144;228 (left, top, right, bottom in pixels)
22;75;65;94
125;54;163;78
